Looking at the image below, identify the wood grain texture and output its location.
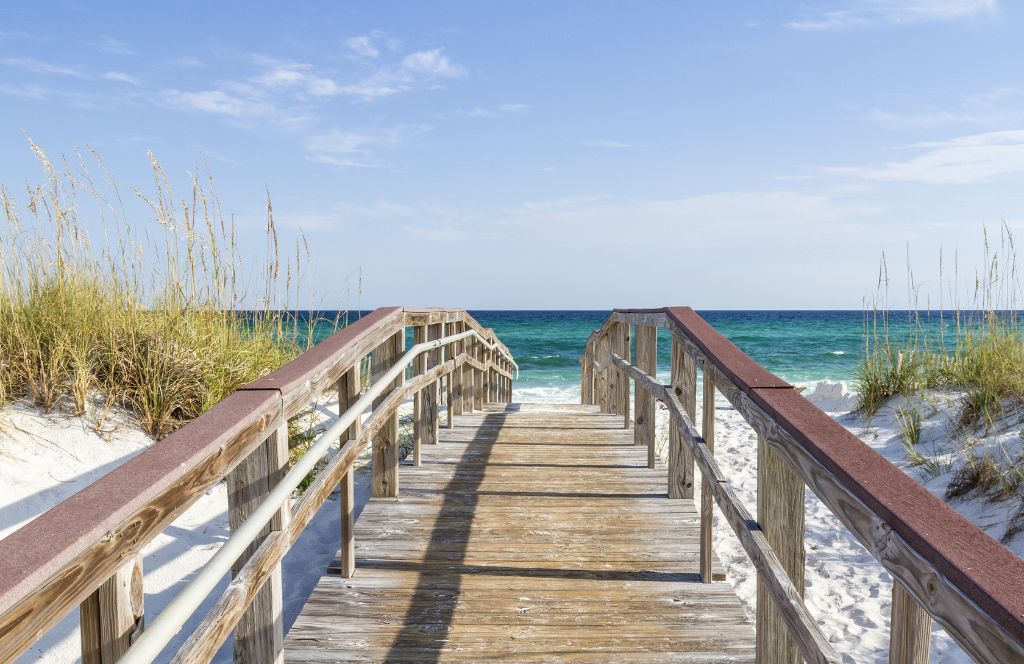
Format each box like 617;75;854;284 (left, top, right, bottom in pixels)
634;325;657;470
756;433;805;664
610;356;840;664
226;425;289;664
371;331;404;498
668;339;696;499
889;581;932;664
700;365;716;585
288;402;752;663
79;556;144;664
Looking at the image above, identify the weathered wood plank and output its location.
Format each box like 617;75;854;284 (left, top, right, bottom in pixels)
371;331;404;498
79;556;144;664
286;402;754;662
668;339;696;499
226;425;289;664
700;365;716;584
889;580;932;664
756;432;805;664
634;325;657;469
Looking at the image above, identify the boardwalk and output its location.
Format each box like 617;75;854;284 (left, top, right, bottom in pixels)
285;403;755;662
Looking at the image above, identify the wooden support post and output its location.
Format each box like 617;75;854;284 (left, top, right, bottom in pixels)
889;582;932;664
597;333;610;413
412;325;427;466
371;330;403;498
620;323;631;428
756;432;805;664
336;366;360;578
668;340;696;499
80;555;144;664
451;322;464;417
700;365;716;583
427;323;442;439
462;331;474;415
581;347;592;405
634;325;657;469
226;424;289;664
474;339;485;410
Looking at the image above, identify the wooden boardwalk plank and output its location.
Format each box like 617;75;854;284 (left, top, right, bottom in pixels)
285;402;754;663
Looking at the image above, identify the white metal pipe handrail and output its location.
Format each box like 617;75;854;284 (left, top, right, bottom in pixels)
120;327;496;663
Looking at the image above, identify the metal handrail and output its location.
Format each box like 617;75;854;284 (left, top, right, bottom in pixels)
121;327;489;663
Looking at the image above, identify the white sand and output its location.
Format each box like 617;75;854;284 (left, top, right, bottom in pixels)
2;383;1020;662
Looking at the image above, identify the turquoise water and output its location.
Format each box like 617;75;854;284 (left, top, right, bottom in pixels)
305;310;955;401
470;311;868;400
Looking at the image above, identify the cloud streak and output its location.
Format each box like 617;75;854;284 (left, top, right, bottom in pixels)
787;0;997;30
831;130;1024;184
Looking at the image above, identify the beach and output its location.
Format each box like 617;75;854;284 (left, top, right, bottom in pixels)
2;310;1018;663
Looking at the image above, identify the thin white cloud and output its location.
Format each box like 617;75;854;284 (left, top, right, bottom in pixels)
464;103;528;118
96;37;137;56
345;36;379;59
787;0;997;30
160;46;468;120
0;57;86;77
104;71;141;85
399;49;465;78
831;130;1024;184
585;139;640;149
867;86;1024;130
304;125;429;167
497;191;880;249
160;88;269;117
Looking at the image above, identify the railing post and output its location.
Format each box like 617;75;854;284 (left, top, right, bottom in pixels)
756;432;805;664
668;339;696;499
607;325;619;415
634;324;657;468
371;330;404;497
580;344;592;405
474;337;485;410
700;364;716;583
597;333;610;412
412;325;427;466
889;582;932;663
620;323;631;428
80;555;144;664
413;322;441;449
448;321;461;420
226;423;289;664
462;328;474;414
336;364;361;578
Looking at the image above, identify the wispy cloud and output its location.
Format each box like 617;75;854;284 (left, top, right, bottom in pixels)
304;125;429;167
160;88;269;117
344;31;401;60
104;71;141;85
1;57;86;77
159;46;467;121
584;139;640;149
463;103;528;118
498;191;880;249
830;130;1024;184
787;0;997;30
95;37;137;56
867;86;1024;130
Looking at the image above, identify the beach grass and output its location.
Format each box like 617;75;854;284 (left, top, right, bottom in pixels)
0;140;330;438
856;225;1024;428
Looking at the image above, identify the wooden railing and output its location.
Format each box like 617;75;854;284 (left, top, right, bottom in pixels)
581;307;1024;664
0;307;515;664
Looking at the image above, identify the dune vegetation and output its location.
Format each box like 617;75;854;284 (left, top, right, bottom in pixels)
857;224;1024;426
0;141;329;438
856;225;1024;535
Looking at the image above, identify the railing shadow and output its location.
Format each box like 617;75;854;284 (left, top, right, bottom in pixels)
383;409;507;662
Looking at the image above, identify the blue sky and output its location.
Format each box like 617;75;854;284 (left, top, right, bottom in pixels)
2;0;1023;309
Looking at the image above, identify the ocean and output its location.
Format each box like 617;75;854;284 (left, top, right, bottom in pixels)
306;310;945;402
